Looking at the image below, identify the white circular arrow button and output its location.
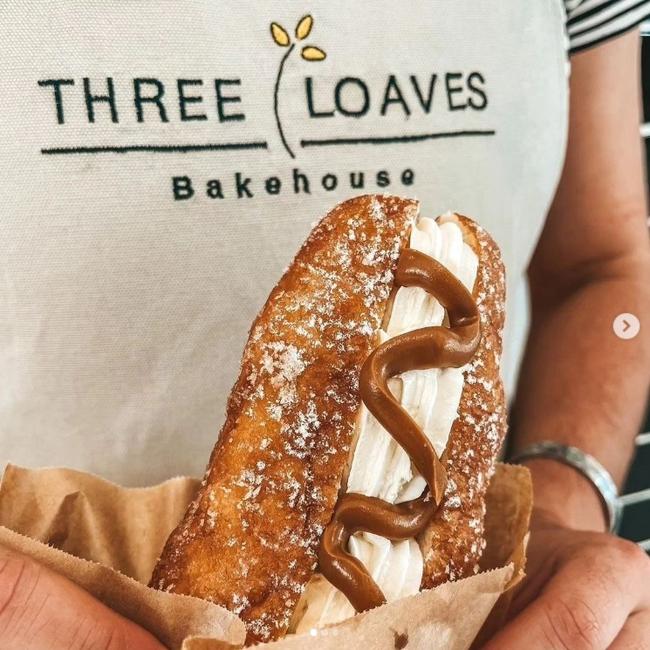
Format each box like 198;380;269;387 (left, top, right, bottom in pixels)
613;313;640;340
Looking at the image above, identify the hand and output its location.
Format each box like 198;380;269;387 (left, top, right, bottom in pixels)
0;546;166;650
484;461;650;650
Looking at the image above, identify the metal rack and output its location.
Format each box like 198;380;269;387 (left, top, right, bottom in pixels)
565;26;650;549
620;432;650;549
620;25;650;551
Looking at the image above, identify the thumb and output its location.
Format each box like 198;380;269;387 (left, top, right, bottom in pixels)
482;540;649;650
0;547;166;650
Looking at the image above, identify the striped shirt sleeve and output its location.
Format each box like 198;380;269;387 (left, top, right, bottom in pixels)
565;0;650;53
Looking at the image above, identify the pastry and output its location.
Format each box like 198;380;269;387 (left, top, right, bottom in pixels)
150;195;506;643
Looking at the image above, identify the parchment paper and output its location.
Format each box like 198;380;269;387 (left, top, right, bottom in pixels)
0;463;531;649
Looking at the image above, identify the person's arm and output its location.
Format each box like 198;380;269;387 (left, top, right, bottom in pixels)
511;29;650;527
0;547;165;650
485;30;650;649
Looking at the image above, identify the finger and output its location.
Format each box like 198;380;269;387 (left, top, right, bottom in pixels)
0;547;165;650
609;610;650;650
483;540;650;650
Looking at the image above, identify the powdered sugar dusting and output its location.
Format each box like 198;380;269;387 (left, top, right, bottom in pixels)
153;203;506;641
420;215;507;589
151;195;418;643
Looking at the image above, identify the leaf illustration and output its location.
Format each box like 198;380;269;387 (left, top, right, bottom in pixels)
301;45;326;61
295;15;313;40
270;22;290;47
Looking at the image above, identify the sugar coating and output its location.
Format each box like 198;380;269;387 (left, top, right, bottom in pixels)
150;195;418;643
418;217;507;588
151;201;506;643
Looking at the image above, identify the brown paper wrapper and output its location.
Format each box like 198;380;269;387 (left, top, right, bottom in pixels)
0;463;530;649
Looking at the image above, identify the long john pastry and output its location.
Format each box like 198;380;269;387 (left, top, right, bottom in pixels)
151;195;506;643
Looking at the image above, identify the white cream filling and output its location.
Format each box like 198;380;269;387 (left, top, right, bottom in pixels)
294;215;478;634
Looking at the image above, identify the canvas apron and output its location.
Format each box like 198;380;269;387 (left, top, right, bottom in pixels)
0;1;569;485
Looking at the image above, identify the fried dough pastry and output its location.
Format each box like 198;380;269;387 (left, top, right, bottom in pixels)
418;217;506;588
151;195;506;643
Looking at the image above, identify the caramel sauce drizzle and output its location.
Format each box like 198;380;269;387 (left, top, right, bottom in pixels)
318;247;481;612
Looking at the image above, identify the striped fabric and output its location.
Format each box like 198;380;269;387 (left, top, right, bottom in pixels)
565;0;650;53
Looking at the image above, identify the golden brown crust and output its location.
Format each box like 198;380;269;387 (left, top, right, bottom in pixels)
418;214;507;588
150;195;418;643
152;200;506;641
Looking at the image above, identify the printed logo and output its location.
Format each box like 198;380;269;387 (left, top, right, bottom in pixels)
35;12;495;202
270;15;326;158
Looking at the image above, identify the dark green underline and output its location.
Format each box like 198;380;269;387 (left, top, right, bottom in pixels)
41;142;269;155
300;130;496;147
41;130;496;155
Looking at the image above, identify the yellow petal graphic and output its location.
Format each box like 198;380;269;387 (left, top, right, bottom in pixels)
270;22;290;47
301;45;326;61
295;15;313;40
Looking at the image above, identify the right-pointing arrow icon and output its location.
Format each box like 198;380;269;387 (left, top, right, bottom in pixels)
613;313;640;340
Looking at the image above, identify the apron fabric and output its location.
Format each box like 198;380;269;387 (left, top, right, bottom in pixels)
0;1;568;486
